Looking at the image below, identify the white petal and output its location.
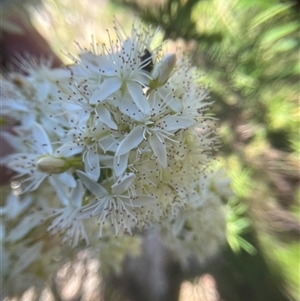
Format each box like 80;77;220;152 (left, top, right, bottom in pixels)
98;154;114;168
90;55;115;75
96;106;117;129
98;136;119;152
47;68;71;81
54;143;84;157
76;170;108;197
50;177;69;206
127;81;150;113
35;81;51;101
84;149;100;181
116;125;144;156
122;39;133;56
71;180;84;208
2;101;29;112
31;123;52;153
149;133;167;168
1;193;32;219
114;152;129;177
56;172;77;188
22;173;46;193
111;172;136;195
114;98;145;122
7;214;43;242
167;97;182;112
159;116;195;132
22;114;35;130
89;77;122;104
2;153;37;173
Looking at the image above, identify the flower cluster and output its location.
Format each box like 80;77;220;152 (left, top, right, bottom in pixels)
1;22;232;297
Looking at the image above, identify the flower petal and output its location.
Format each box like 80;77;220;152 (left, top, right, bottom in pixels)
98;154;114;168
1;153;34;173
159;116;195;132
116;125;144;156
167;97;182;113
49;177;69;205
98;136;119;153
54;144;84;157
96;106;117;129
126;81;150;113
71;180;84;208
149;132;167;168
31;123;52;154
76;170;108;197
114;152;129;177
0;193;32;219
111;172;136;195
84;149;100;181
89;77;122;104
114;97;145;122
56;172;77;188
8;214;43;242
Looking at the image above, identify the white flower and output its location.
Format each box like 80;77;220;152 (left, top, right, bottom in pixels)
1;20;232;272
58;77;119;130
77;170;156;237
0;192;32;220
46;180;89;248
159;176;227;263
54;117;106;181
2;63;71;137
0;75;33;125
80;24;155;113
156;58;211;120
114;91;196;168
2;123;76;192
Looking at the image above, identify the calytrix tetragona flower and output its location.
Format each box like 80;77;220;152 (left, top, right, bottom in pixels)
1;22;231;285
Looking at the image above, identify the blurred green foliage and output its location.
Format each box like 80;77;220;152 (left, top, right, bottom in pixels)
226;197;256;255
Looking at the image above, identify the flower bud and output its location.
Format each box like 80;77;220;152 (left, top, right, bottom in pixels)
150;53;176;88
37;156;70;174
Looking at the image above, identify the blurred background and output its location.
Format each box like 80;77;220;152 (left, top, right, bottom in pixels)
1;0;299;300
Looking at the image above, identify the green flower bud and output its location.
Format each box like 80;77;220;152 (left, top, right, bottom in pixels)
150;53;176;88
37;156;70;174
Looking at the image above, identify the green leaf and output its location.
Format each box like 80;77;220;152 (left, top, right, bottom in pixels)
272;39;298;53
238;237;257;254
261;23;299;45
234;218;251;231
232;203;248;215
250;3;293;29
294;59;300;75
